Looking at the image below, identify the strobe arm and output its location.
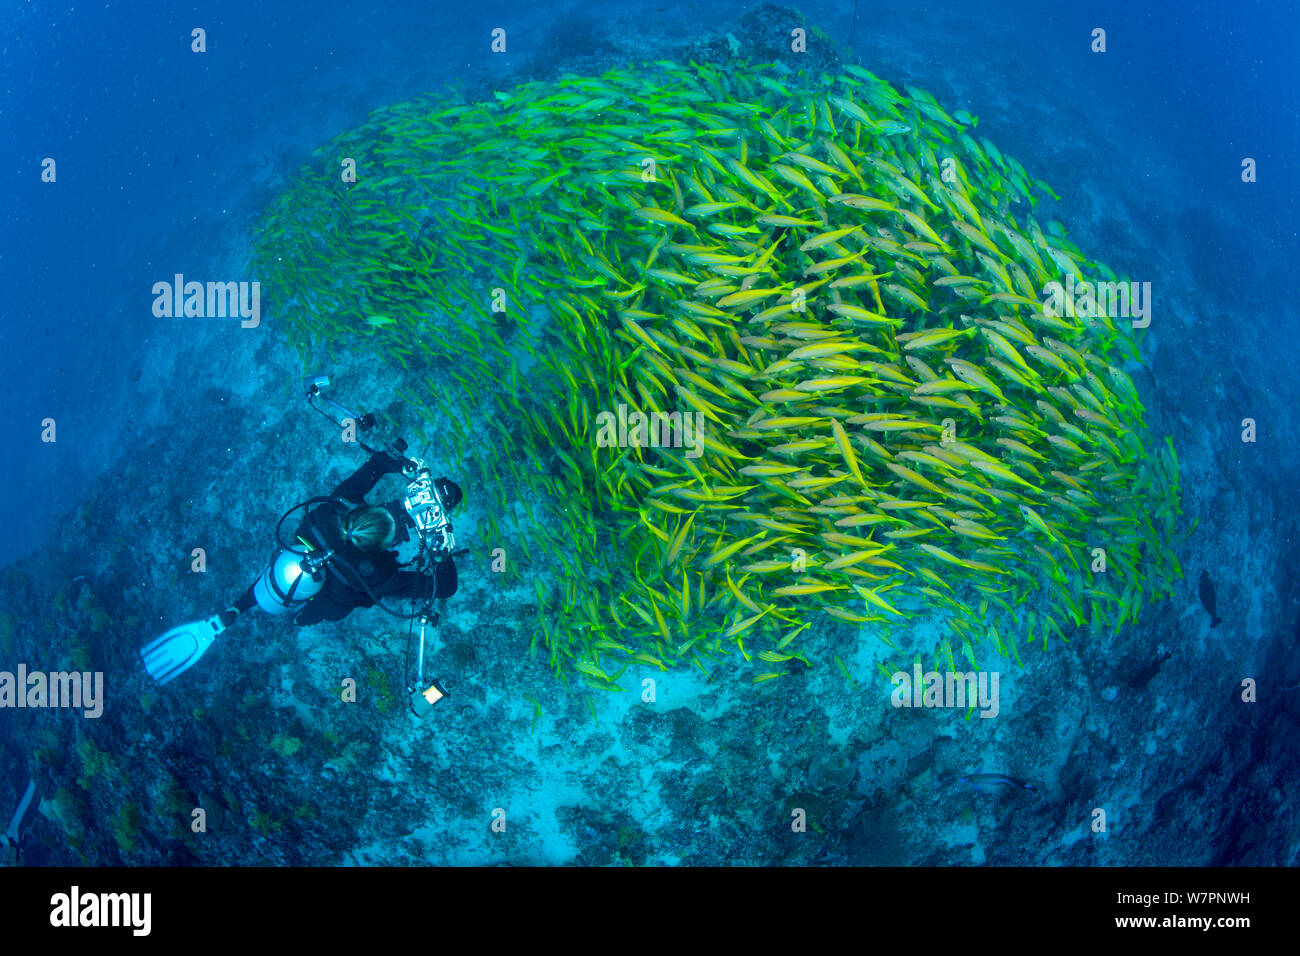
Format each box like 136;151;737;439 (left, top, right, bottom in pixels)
408;602;447;717
306;375;415;468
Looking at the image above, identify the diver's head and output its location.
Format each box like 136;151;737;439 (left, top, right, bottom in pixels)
340;504;397;552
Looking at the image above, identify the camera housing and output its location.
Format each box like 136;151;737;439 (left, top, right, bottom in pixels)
403;465;455;557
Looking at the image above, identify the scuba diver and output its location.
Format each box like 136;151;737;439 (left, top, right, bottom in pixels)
141;376;463;715
225;448;461;628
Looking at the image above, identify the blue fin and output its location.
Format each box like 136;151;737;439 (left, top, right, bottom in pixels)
140;615;224;684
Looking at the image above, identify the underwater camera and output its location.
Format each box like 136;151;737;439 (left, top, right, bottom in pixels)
402;467;457;557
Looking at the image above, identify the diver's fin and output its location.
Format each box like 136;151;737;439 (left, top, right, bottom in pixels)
5;779;38;848
140;613;227;684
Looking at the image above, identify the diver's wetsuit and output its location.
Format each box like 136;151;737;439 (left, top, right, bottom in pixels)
231;452;457;624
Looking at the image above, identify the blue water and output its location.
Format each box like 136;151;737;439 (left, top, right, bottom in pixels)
1;0;1297;867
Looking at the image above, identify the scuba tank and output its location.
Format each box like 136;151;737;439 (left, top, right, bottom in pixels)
252;549;330;614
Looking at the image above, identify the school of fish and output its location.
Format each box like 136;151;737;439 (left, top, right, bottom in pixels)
251;60;1185;695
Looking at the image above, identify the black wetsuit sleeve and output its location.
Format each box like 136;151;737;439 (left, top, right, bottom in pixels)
216;580;258;628
437;558;458;599
385;571;431;601
331;452;406;504
384;560;457;601
233;583;258;614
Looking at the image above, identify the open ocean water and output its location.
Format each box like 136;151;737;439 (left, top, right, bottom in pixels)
1;0;1297;892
